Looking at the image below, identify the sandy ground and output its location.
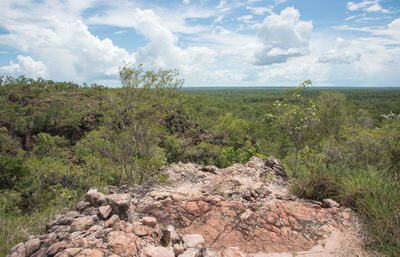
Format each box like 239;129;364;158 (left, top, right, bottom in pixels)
249;227;371;257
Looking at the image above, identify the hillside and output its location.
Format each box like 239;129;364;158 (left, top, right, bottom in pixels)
6;157;366;257
1;71;399;256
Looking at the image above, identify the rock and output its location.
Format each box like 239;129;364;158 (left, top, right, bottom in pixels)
30;248;47;257
75;201;91;212
182;234;205;249
24;237;41;256
54;248;82;257
57;211;81;226
178;248;200;257
323;198;340;208
70;216;96;232
266;157;286;177
173;244;185;255
83;207;99;216
242;191;253;201
105;214;120;228
105;231;139;255
99;205;112;219
161;225;180;246
6;156;360;257
240;209;254;222
201;166;217;174
6;243;25;257
46;241;67;256
133;222;154;236
85;189;107;207
150;191;170;201
216;247;245;257
141;245;175;257
75;249;104;257
142;216;157;228
46;214;64;231
106;193;131;219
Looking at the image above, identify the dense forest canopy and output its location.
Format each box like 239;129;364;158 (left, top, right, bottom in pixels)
1;69;400;256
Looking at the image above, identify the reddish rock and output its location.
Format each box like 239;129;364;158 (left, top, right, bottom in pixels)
133;222;154;236
182;234;205;249
141;245;174;257
6;157;359;257
142;216;157;228
85;189;107;207
178;248;200;257
105;214;120;228
24;237;41;256
106;194;131;219
99;205;112;219
173;244;185;255
70;216;96;232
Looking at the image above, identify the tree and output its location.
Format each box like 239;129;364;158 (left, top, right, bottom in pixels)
316;91;346;138
100;64;183;185
273;80;318;177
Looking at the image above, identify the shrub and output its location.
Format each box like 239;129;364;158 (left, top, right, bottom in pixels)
0;156;29;190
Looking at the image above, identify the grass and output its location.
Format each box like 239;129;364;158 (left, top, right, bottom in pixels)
0;204;72;256
291;166;400;257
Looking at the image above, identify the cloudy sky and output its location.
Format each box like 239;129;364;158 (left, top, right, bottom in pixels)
1;0;400;87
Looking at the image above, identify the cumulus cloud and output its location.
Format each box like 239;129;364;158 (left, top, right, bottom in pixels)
252;7;313;65
319;37;362;64
0;1;135;82
347;0;388;13
386;18;400;39
0;55;48;78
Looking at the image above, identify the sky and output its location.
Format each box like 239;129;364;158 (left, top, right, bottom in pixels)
0;0;400;87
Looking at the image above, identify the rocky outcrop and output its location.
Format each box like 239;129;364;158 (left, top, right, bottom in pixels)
6;157;360;257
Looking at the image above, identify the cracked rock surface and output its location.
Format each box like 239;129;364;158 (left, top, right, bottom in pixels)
6;157;364;257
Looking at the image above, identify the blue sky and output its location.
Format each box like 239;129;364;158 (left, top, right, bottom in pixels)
1;0;400;87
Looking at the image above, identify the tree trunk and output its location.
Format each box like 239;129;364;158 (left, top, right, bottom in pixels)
293;147;299;178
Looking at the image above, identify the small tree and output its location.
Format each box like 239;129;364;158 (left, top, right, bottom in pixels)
273;80;318;178
102;64;183;185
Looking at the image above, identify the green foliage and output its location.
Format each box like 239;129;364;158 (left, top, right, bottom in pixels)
0;190;22;215
0;127;23;155
164;135;183;163
0;200;73;257
316;91;346;138
213;113;249;148
33;133;69;159
272;80;318;177
0;156;29;190
2;74;400;256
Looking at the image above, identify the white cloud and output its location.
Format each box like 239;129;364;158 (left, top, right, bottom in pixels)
114;30;128;35
319;37;361;64
0;55;48;78
238;15;253;23
386;18;400;39
0;0;399;87
347;0;388;13
253;7;313;65
246;6;273;15
0;0;136;82
217;0;227;9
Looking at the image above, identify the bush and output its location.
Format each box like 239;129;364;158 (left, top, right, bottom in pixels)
291;175;339;201
0;156;29;190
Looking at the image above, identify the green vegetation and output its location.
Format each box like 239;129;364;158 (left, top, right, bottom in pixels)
1;70;400;256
